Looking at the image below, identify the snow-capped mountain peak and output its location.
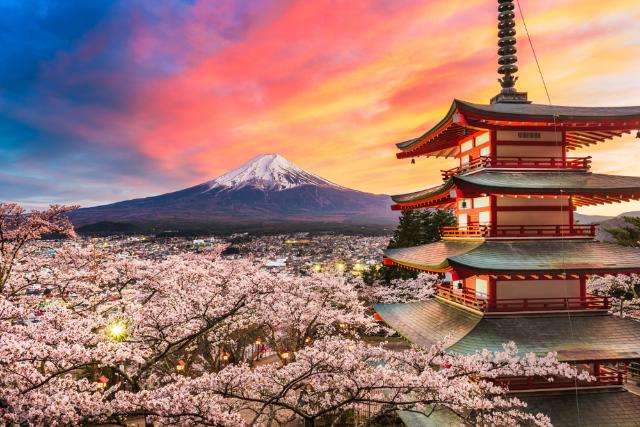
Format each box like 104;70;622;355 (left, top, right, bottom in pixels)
207;154;338;191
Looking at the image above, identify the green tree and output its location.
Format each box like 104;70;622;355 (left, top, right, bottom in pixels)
364;209;455;284
606;216;640;247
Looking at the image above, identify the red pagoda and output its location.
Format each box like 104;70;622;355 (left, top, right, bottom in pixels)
374;1;640;425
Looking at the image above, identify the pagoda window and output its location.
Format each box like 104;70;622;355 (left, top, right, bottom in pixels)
461;154;470;165
473;196;490;208
461;139;474;153
480;146;491;157
475;132;490;145
458;213;468;227
478;211;491;225
475;278;488;299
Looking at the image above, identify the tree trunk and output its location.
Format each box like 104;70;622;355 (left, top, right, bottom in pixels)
620;299;625;318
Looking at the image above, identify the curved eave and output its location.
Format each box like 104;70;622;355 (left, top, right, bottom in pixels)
390;179;455;210
383;256;452;273
395;101;474;159
396;102;458;150
383;241;483;273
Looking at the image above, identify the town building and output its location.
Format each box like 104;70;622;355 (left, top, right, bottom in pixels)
374;1;640;425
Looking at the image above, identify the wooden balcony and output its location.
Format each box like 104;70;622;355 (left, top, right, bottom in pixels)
434;285;487;312
434;285;610;314
440;224;597;239
441;156;591;179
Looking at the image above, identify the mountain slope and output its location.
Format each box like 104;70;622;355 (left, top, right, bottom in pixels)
70;154;397;232
596;211;640;241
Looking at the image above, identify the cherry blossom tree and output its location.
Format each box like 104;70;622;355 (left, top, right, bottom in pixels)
588;274;640;319
0;203;76;293
360;272;440;304
254;272;379;361
0;203;588;426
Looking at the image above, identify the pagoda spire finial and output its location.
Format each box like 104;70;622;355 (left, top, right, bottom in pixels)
491;0;530;104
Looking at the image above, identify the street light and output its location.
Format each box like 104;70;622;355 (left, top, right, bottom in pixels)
106;320;127;341
222;353;230;364
176;360;186;374
281;351;290;364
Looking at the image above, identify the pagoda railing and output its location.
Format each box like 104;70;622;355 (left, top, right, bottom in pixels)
493;366;626;391
434;286;610;313
441;156;591;179
440;224;597;239
486;294;610;312
434;286;487;311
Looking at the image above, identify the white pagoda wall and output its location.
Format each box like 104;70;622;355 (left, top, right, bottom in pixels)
495;279;580;299
495;197;571;226
495;145;563;158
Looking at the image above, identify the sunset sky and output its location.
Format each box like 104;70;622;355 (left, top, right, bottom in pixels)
2;0;640;216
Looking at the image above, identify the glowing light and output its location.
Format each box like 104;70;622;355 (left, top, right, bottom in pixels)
176;360;186;373
106;321;127;341
336;262;346;272
97;375;109;390
313;264;322;273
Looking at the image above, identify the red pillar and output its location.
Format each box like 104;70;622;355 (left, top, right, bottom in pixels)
490;195;497;236
580;275;587;300
488;277;497;311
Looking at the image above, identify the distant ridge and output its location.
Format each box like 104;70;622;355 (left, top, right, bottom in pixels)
595;211;640;242
70;154;398;233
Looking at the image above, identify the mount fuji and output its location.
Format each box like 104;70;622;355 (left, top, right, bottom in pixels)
71;154;397;233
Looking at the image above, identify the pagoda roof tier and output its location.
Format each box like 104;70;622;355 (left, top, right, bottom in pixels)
391;171;640;210
398;390;640;427
390;178;455;210
397;100;640;158
373;299;640;362
383;241;481;272
384;240;640;275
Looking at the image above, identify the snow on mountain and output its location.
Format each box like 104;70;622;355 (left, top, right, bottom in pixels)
207;154;338;191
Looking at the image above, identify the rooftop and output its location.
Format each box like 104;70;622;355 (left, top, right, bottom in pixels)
384;240;640;274
396;99;640;158
391;171;640;209
374;299;640;362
